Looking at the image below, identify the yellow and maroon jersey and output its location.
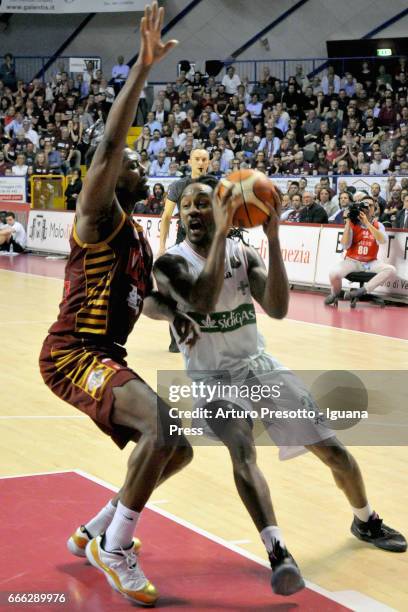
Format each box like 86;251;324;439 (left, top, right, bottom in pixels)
49;211;153;346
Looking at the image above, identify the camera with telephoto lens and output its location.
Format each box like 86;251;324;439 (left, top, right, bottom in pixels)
347;202;369;224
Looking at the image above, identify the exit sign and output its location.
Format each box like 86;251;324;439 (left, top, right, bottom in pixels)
377;48;392;57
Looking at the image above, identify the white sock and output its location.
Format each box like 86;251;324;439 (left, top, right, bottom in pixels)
352;504;373;522
104;501;139;552
84;499;117;537
260;526;285;553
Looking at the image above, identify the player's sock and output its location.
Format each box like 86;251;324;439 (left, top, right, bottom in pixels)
260;526;285;552
104;501;140;552
84;499;117;537
351;503;373;522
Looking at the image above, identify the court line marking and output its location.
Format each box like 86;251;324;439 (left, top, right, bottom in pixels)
0;468;394;611
1;267;407;343
73;469;394;611
281;315;408;344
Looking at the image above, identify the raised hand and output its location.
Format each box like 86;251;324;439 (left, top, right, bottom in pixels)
138;1;178;68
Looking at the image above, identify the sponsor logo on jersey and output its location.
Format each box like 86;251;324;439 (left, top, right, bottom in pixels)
188;303;256;333
87;368;106;392
127;285;142;314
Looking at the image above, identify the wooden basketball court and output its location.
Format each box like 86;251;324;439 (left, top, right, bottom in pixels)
1;256;407;610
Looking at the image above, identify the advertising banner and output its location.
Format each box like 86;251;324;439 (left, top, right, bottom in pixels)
241;224;320;285
26;210;408;300
27;210;73;253
0;0;145;13
68;57;101;74
0;177;26;202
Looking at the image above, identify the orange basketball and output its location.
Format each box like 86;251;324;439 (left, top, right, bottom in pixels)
218;169;281;228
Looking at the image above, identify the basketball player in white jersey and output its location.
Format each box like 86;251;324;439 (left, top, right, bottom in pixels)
153;175;406;596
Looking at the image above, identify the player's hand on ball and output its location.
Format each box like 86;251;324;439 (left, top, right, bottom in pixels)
138;1;178;68
213;182;239;236
263;207;280;240
173;312;201;348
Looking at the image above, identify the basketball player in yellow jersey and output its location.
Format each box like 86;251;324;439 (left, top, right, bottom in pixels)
40;3;201;606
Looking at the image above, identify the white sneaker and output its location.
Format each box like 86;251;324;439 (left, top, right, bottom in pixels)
85;535;158;606
67;525;141;558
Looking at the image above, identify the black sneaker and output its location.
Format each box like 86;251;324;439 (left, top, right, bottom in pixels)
351;512;407;552
168;342;180;353
269;541;305;596
324;293;340;306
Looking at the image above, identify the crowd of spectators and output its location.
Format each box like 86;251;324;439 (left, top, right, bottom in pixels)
1;51;408;221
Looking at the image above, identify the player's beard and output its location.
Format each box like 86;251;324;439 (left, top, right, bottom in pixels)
116;181;149;215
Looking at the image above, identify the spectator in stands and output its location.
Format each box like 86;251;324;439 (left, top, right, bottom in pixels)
381;188;402;227
0;53;17;91
299;191;328;223
335;159;350;176
388;145;407;172
32;151;50;175
0;211;26;252
145;182;165;215
145;110;162;134
378;98;397;129
208;158;222;177
257;127;280;157
62;168;82;210
369;150;390;174
222;66;241;96
394;194;408;228
281;193;303;222
44;143;63;175
111;55;130;93
83;108;106;167
134;126;151;155
287;150;313;175
21;118;39;149
321;66;341;95
331;190;353;224
149;150;170;176
12;153;30;177
325;197;395;304
246;93;263;127
168;160;182;177
370;182;386;212
319;187;339;219
5;110;24;138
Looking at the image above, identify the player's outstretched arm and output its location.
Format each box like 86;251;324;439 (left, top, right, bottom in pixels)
246;210;289;319
77;2;177;228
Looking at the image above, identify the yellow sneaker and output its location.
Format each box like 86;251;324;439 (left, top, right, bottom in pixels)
85;536;158;606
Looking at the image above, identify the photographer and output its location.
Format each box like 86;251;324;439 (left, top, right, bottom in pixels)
325;197;395;305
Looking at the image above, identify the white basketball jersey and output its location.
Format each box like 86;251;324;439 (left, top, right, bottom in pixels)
167;239;265;379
